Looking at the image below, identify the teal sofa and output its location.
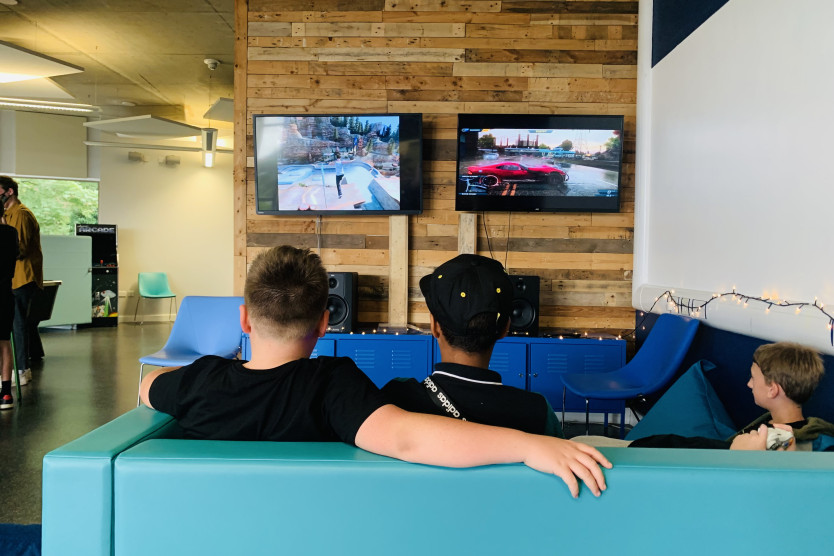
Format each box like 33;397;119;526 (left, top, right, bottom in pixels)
43;407;834;556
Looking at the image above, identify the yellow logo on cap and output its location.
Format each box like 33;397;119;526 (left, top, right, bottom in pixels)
496;287;501;293
460;292;466;298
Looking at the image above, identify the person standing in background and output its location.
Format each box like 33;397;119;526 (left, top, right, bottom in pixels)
0;203;19;408
0;176;43;386
334;152;344;199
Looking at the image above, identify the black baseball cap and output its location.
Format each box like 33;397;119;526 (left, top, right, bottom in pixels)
420;254;513;336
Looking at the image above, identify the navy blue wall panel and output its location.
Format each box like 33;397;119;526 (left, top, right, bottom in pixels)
652;0;730;66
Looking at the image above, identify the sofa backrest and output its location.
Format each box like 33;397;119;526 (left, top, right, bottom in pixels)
111;439;834;556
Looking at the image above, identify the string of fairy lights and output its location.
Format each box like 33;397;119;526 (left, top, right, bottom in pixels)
635;289;834;345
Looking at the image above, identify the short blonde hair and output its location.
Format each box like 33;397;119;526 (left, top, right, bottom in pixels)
753;342;824;405
244;246;328;340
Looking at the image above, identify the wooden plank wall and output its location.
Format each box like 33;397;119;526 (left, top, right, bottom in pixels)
236;0;637;336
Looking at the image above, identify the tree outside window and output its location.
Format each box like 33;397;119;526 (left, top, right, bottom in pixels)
13;178;99;235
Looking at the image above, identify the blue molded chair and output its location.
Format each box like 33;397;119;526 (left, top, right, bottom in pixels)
561;313;700;437
137;296;244;405
134;272;177;324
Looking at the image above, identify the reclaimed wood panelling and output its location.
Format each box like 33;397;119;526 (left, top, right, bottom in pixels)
236;0;638;335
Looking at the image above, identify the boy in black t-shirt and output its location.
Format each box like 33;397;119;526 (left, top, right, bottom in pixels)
141;245;612;498
382;254;562;436
0;205;19;410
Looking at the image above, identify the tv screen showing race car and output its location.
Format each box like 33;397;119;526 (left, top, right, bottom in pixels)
253;114;422;215
455;114;624;213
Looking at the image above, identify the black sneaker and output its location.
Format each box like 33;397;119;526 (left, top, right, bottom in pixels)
0;393;12;410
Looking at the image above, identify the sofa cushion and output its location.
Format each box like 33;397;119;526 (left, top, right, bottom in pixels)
625;360;737;441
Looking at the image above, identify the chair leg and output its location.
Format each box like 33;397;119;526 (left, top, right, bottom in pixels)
620;405;626;439
585;398;590;436
604;412;609;436
561;386;566;431
134;296;142;324
168;297;174;322
137;362;146;407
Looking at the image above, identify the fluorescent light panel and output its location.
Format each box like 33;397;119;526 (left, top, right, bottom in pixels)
0;97;97;113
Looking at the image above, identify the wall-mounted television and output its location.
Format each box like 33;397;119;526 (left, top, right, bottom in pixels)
253;113;423;215
455;114;624;213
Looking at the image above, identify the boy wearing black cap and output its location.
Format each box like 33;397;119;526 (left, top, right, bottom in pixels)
382;254;562;436
141;246;610;498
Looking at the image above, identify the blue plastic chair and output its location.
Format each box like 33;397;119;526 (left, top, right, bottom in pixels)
134;272;177;324
560;313;700;437
137;296;244;405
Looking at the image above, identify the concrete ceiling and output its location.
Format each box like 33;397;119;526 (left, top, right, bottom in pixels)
0;0;234;129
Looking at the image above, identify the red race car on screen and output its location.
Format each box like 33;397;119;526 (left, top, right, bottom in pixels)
466;162;568;187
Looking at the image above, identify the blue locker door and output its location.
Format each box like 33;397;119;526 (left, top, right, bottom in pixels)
311;339;335;358
336;337;431;388
488;339;527;389
529;340;626;412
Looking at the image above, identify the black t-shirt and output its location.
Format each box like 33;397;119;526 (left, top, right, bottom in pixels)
381;362;561;436
0;225;18;325
148;355;388;445
0;224;18;289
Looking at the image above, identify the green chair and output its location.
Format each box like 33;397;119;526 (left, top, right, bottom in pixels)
133;272;177;324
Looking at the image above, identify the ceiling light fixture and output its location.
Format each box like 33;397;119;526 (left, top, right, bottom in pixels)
0;96;98;113
201;127;217;168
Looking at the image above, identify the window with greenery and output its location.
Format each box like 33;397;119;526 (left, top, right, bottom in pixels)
13;178;99;236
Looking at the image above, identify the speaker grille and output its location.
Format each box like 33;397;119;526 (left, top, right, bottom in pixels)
326;272;358;333
509;275;539;336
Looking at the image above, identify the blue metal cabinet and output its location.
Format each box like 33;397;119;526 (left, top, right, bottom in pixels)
487;338;528;389
529;339;626;412
335;335;432;388
310;339;335;358
431;337;527;389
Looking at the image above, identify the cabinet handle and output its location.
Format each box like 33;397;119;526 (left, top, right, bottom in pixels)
532;373;538;378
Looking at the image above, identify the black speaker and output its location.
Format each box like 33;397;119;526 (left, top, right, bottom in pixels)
326;272;358;333
509;275;539;336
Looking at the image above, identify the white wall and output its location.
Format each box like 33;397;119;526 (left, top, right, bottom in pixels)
98;145;234;321
0;110;87;177
635;0;834;353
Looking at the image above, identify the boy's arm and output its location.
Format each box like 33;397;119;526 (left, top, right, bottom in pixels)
139;366;182;409
355;404;611;498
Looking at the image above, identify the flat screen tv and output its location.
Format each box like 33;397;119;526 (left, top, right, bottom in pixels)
455;114;624;213
253;113;423;215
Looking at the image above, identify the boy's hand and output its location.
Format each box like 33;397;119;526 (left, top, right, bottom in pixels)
523;437;612;498
730;424;795;451
730;424;769;450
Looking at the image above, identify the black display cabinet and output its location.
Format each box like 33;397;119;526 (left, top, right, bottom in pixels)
75;224;119;327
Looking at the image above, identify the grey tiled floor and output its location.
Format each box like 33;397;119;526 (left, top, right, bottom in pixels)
0;323;172;524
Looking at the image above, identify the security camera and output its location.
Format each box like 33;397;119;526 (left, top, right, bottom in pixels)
204;58;220;71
